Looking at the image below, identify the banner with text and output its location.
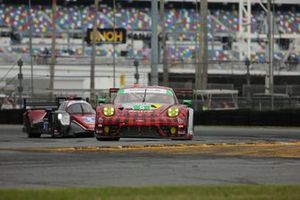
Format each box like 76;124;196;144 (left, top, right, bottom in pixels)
86;28;127;44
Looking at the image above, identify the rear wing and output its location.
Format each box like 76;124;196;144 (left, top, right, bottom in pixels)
23;98;58;110
193;89;239;110
97;88;120;104
23;96;87;110
173;88;193;99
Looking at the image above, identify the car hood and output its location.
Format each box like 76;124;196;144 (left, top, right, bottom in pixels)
72;113;95;129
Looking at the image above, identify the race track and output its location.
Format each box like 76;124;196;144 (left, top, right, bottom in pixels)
1;125;300;149
0;125;300;187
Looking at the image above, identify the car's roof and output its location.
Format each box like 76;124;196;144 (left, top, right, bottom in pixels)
62;100;91;107
124;86;173;90
65;100;89;104
65;99;88;103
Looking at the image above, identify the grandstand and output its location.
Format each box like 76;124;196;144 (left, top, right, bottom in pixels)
1;0;299;61
0;0;300;105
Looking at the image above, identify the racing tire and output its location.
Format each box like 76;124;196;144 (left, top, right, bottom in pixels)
26;128;41;138
96;137;120;141
171;133;193;141
26;123;41;138
185;133;193;140
27;133;41;138
51;132;63;138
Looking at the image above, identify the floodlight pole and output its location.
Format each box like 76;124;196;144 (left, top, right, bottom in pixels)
28;0;34;97
196;0;208;90
17;59;23;109
266;0;274;110
245;57;251;100
134;59;139;84
160;0;168;86
90;0;98;106
113;0;116;88
50;0;56;97
151;0;159;86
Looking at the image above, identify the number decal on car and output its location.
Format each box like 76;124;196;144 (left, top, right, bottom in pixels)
132;105;151;110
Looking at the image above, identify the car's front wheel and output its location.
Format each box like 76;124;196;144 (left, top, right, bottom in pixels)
96;137;120;141
171;129;193;140
185;133;193;140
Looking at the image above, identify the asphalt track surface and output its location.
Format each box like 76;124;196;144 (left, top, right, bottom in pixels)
0;125;300;187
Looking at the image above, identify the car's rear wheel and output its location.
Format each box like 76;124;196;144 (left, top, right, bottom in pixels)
25;122;41;138
28;132;41;138
26;127;41;138
96;137;120;141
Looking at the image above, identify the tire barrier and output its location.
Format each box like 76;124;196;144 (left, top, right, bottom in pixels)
1;109;300;126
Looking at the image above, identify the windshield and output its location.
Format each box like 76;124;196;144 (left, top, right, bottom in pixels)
114;88;175;105
58;102;67;111
81;103;96;114
67;102;95;114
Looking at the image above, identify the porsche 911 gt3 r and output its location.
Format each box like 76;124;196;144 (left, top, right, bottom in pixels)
95;86;194;141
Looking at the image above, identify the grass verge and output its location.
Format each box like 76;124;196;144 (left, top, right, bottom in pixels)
0;185;300;200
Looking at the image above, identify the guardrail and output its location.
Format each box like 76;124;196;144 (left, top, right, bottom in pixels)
1;109;300;126
0;109;25;124
195;109;300;126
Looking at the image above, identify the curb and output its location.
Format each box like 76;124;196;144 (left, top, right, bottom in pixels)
1;141;300;158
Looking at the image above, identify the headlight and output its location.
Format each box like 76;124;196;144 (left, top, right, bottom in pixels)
98;117;104;123
167;107;179;117
103;106;114;116
57;112;70;126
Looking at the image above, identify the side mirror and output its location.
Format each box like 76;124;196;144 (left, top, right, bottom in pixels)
183;99;192;108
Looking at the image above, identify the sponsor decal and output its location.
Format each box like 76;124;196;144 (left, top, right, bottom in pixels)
132;105;151;110
151;104;161;108
83;116;95;123
86;28;127;44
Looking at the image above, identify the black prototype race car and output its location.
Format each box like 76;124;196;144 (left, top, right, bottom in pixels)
23;97;95;138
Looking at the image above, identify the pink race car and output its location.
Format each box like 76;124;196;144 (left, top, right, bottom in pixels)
95;86;194;141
